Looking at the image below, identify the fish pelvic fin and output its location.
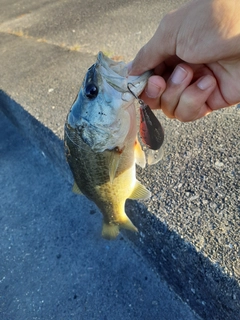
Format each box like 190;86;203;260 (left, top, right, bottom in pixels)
72;181;83;195
108;149;121;183
102;217;138;240
128;180;151;200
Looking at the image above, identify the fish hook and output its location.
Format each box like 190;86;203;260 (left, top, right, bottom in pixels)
127;83;145;108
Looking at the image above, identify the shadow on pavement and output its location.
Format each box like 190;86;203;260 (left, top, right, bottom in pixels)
126;200;240;320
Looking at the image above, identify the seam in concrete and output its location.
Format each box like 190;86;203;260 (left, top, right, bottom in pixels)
0;29;85;53
0;29;124;61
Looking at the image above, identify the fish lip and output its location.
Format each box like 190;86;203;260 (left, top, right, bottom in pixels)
84;52;152;103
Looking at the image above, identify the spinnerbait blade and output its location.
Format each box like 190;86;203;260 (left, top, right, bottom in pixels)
139;104;164;150
127;83;164;150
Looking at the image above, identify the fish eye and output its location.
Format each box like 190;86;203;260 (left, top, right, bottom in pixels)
85;83;98;99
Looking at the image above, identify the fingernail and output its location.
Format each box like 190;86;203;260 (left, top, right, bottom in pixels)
197;76;214;90
145;82;161;98
171;66;187;84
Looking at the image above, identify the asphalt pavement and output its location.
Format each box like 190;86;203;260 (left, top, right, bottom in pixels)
0;111;199;320
0;1;239;319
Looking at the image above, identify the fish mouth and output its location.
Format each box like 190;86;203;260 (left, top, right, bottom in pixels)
98;52;152;99
83;52;151;103
83;56;124;98
66;52;151;152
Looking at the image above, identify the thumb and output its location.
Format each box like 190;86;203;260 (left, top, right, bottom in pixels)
129;9;182;76
129;22;173;75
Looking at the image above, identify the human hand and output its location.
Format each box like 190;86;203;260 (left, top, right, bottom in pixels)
129;0;240;121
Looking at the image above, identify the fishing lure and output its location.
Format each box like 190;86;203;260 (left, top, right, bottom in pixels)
127;83;164;151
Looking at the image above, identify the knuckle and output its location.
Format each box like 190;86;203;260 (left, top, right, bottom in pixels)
161;90;173;106
180;92;195;107
175;110;192;122
160;95;176;118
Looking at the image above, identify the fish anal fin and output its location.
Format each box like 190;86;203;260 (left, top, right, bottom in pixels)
120;217;138;233
134;138;146;168
72;181;83;195
129;180;151;200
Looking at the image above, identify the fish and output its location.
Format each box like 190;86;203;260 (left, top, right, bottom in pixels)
64;52;153;240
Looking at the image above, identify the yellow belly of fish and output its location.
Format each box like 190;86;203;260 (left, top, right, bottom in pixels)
95;163;137;239
65;126;150;239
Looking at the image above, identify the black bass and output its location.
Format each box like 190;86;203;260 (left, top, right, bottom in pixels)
64;52;152;240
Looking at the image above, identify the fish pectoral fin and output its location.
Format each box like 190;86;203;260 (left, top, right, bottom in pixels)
102;223;120;240
129;180;151;200
134;138;146;168
72;181;83;195
109;150;121;183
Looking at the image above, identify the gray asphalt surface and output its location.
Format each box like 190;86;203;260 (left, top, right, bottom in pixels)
0;0;239;319
0;111;199;320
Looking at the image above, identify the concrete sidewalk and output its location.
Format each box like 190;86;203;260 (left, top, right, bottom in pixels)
0;0;239;319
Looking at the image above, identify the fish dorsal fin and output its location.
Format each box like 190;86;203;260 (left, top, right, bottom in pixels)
109;149;121;183
129;180;151;200
134;138;146;168
72;181;83;195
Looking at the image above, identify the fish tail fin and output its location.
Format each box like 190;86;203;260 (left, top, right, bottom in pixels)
102;216;138;240
102;223;120;240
